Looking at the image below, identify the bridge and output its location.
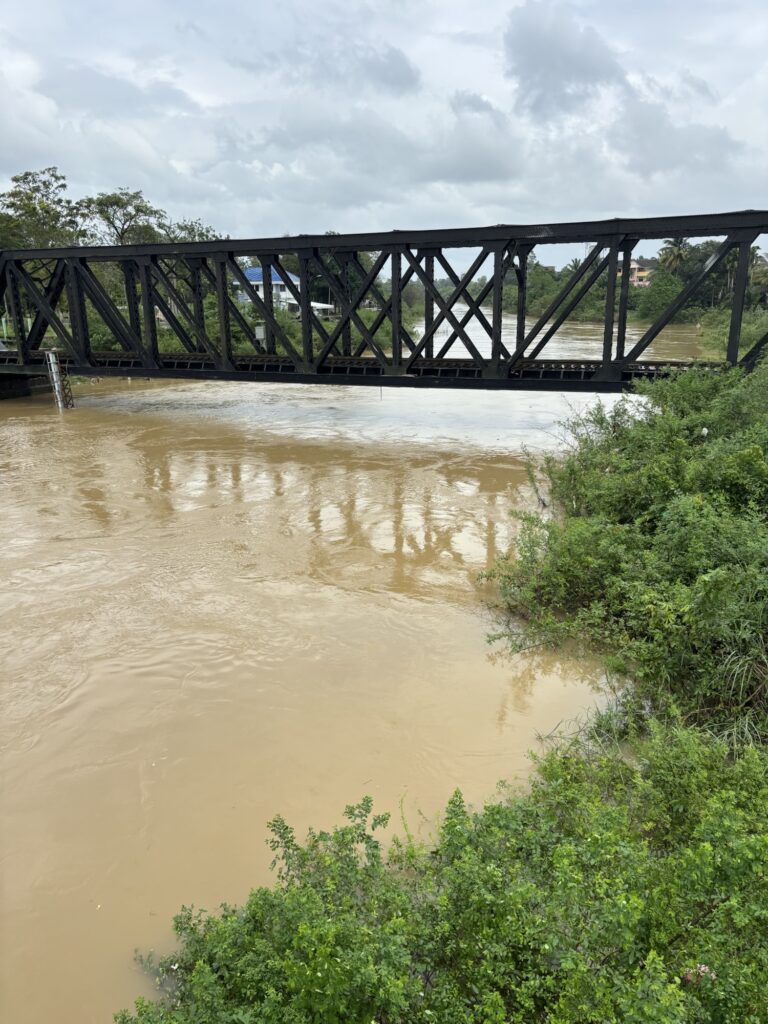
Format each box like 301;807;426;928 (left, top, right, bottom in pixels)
1;210;766;393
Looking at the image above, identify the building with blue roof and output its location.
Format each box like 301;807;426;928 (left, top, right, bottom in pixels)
237;265;334;316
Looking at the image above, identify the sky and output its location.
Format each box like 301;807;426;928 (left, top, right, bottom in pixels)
0;0;766;242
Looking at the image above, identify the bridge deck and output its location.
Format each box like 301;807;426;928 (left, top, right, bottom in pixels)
0;350;717;392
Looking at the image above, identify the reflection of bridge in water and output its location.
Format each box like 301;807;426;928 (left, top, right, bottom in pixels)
27;413;520;601
128;433;520;599
2;210;766;392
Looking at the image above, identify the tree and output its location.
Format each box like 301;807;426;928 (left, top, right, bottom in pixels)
0;166;85;248
163;217;220;243
0;211;26;249
83;188;166;245
636;269;681;321
658;237;688;276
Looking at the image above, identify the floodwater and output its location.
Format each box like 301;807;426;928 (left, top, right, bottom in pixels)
0;318;700;1024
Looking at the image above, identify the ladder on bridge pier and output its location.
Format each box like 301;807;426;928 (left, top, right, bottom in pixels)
44;351;75;410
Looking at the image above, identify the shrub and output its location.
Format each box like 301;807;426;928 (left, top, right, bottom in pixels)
490;362;768;739
116;728;768;1024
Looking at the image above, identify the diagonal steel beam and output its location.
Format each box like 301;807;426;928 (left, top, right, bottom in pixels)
150;259;221;362
430;247;520;362
622;232;757;363
435;251;495;339
76;261;143;355
12;261;79;359
25;259;67;354
402;250;488;368
434;247;513;365
740;330;768;371
346;253;417;358
272;254;332;363
519;243;604;355
312;251;391;367
403;248;491;367
228;258;303;365
198;259;263;354
524;253;611;364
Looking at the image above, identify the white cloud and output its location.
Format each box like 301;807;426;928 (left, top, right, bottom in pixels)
0;0;765;239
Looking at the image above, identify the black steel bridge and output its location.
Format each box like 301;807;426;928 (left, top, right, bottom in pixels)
1;210;766;393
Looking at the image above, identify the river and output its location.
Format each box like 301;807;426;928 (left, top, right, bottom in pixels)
0;318;700;1023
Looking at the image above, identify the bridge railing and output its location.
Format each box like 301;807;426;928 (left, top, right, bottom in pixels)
1;210;766;391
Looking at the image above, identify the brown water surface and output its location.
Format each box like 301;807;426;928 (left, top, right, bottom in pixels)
0;350;672;1022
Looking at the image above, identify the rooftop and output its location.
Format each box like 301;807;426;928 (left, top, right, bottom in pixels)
243;266;300;285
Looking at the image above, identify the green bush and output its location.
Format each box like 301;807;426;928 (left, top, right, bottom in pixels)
490;362;768;740
116;727;768;1024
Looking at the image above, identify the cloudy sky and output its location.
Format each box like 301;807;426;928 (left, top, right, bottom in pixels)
1;0;766;239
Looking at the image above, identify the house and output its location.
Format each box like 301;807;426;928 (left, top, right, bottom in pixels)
238;265;335;317
242;266;299;308
619;257;658;288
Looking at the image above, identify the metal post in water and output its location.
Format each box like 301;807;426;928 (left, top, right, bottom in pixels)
44;351;75;410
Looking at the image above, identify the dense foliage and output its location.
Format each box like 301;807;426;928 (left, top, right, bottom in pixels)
491;362;768;743
117;725;768;1024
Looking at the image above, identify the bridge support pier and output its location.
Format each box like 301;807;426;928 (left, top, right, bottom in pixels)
0;373;51;400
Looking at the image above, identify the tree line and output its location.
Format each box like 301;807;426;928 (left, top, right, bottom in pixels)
0;167;217;249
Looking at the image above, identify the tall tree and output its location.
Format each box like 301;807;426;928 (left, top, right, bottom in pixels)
163;217;220;243
658;237;688;276
0;166;85;248
83;188;166;245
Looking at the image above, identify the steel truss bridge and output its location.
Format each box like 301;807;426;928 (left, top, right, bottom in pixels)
1;211;766;393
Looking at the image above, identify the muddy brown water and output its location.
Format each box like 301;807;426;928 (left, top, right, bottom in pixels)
0;319;701;1023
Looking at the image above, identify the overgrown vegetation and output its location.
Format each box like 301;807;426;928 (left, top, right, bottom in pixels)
117;726;768;1024
491;362;768;743
116;363;768;1023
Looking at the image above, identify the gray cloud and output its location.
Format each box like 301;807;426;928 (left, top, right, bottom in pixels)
0;0;765;240
39;65;197;118
612;94;742;177
503;0;627;116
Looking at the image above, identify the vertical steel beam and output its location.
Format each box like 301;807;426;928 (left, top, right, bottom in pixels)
424;253;435;359
189;259;207;351
727;239;752;365
391;250;402;370
516;247;529;355
5;264;27;362
615;243;635;361
213;256;234;369
489;243;504;371
298;251;313;368
137;257;160;368
122;261;142;340
602;245;620;364
260;257;275;354
65;259;91;363
341;254;352;357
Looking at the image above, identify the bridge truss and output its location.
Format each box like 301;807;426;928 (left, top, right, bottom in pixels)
1;211;766;392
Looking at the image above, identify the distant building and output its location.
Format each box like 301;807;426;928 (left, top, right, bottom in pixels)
619;257;658;288
242;266;300;308
238;266;335;317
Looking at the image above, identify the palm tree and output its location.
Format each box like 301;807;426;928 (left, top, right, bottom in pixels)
565;257;582;274
658;237;688;276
